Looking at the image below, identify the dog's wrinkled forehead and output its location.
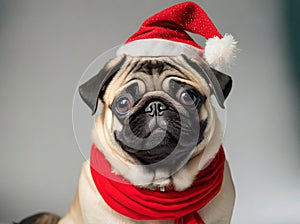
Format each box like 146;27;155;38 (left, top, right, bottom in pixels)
127;60;192;89
104;56;208;104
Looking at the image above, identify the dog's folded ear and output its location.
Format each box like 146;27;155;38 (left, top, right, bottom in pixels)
79;56;126;115
210;67;232;100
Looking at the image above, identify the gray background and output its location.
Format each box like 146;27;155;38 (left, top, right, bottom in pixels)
0;0;299;223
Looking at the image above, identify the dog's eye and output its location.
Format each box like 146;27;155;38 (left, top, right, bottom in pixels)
179;90;197;106
115;97;132;114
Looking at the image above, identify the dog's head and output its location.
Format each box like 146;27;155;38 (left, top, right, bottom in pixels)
79;55;232;186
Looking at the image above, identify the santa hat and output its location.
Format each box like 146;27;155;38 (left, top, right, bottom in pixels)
117;2;237;69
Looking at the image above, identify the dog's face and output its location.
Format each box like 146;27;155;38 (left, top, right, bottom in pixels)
80;55;232;178
111;59;209;172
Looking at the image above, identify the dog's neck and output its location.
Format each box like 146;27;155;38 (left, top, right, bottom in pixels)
92;110;223;191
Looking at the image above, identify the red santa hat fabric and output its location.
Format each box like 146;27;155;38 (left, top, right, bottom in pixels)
117;2;237;69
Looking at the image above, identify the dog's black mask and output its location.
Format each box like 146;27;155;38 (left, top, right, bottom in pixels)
114;94;207;166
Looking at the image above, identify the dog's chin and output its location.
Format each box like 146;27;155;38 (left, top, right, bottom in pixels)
121;132;177;164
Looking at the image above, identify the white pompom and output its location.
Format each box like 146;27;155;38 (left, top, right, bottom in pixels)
204;34;238;69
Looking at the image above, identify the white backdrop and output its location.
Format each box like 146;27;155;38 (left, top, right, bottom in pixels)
0;0;299;223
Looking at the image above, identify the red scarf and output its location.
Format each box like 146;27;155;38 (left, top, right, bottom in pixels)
90;144;225;224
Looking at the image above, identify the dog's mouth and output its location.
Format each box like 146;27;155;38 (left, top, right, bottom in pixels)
151;127;165;134
115;128;178;165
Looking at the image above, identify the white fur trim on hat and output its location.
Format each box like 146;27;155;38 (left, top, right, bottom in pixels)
204;34;238;69
116;39;203;61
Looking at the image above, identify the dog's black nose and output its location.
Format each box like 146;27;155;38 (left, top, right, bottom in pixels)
145;101;167;116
